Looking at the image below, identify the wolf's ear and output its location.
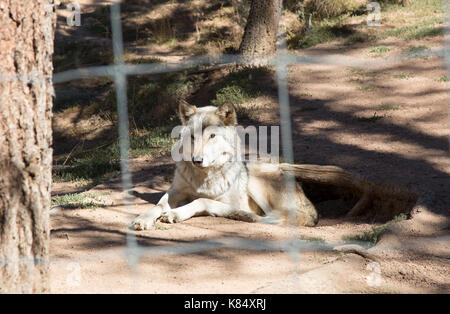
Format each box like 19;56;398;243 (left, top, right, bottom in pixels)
216;102;237;126
179;100;197;125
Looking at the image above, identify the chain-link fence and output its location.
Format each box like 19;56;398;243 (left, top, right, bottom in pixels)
49;0;449;293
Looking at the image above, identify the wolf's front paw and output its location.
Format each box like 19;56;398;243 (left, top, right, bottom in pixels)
160;211;181;224
131;215;155;230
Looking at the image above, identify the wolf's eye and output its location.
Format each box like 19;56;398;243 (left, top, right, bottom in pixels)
210;133;215;139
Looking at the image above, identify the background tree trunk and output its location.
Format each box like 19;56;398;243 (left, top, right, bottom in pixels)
0;0;56;293
238;0;283;57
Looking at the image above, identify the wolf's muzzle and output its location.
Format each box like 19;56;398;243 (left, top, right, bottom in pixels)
192;156;203;166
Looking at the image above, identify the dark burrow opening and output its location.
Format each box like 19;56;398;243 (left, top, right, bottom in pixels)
300;181;418;223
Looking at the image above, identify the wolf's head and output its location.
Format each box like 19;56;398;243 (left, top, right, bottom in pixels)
176;101;241;169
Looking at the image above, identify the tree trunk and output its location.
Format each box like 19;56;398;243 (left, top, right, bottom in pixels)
0;0;56;293
238;0;283;57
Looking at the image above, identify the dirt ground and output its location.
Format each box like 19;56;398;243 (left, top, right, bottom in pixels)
49;1;449;293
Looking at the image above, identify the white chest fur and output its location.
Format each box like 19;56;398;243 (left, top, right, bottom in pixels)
176;161;248;202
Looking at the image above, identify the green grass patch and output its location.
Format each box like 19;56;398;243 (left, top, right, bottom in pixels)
377;104;400;111
377;14;443;42
212;67;272;105
123;54;163;65
128;127;176;157
358;85;378;92
346;225;387;244
51;192;107;209
304;0;366;20
294;27;337;48
53;157;120;184
53;127;175;184
379;24;443;41
369;45;391;57
349;67;364;74
405;0;442;13
407;45;429;53
439;75;449;82
97;71;202;128
405;26;443;40
348;68;380;90
53;66;204;187
287;0;443;50
155;224;170;231
292;23;361;49
405;45;430;59
211;67;273;120
342;214;408;246
299;235;326;243
343;32;373;45
53;41;113;72
393;73;414;79
212;85;251;106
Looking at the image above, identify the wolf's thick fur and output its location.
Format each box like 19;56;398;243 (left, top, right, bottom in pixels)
131;102;417;230
131;101;318;230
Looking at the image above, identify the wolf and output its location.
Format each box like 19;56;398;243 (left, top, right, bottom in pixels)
131;101;319;230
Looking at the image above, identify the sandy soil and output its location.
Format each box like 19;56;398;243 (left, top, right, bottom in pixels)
50;50;449;294
50;2;449;293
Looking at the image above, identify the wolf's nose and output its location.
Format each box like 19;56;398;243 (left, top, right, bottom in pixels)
192;156;203;165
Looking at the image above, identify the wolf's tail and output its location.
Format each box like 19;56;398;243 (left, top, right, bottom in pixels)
279;163;417;219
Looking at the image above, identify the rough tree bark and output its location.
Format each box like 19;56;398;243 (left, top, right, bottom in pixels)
238;0;283;57
0;0;56;293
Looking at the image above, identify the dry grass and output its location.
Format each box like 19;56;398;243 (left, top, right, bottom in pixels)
304;0;366;19
287;0;443;49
